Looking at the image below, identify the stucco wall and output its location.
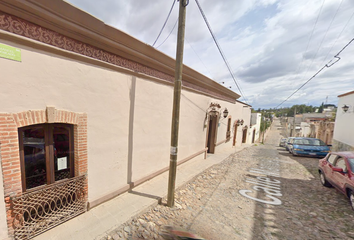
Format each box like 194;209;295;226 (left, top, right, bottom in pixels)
333;93;354;149
248;113;261;144
1;39;131;201
0;153;8;240
0;37;249;208
300;122;311;137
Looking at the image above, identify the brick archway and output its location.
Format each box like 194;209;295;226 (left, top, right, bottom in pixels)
0;107;87;235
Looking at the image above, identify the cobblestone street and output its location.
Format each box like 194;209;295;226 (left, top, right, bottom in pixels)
101;119;354;240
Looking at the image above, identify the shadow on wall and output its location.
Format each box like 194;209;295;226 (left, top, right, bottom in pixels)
127;76;136;186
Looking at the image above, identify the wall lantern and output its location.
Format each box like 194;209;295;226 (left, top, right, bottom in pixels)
342;104;349;113
236;119;244;126
223;108;229;118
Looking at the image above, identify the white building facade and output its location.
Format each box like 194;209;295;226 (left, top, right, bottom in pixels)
332;91;354;151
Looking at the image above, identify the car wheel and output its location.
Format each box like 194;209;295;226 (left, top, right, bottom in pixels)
319;171;332;187
349;191;354;211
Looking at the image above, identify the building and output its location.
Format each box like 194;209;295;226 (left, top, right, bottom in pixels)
0;1;252;239
247;113;261;143
286;112;334;144
332;91;354;151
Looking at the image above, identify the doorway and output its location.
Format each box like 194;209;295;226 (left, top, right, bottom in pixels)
207;114;218;153
242;127;247;143
252;129;256;143
233;123;238;146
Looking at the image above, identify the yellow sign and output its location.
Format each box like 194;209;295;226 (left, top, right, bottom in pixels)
0;43;21;62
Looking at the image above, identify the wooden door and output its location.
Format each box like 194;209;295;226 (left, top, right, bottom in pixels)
242;128;247;143
207;115;218;153
252;129;256;143
233;124;238;146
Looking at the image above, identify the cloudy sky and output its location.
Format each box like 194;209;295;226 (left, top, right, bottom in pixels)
65;0;354;109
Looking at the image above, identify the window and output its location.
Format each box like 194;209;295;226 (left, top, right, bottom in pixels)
335;158;347;172
19;124;74;190
348;158;354;172
327;154;337;165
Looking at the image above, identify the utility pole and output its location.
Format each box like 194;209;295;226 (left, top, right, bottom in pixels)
167;0;187;207
292;107;296;137
262;117;265;143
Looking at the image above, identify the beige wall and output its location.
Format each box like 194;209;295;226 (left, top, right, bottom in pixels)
0;39;133;202
333;93;354;149
248;113;261;144
0;37;249;209
0;154;7;240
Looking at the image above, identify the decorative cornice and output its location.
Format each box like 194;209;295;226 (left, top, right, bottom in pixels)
0;11;174;82
0;9;236;103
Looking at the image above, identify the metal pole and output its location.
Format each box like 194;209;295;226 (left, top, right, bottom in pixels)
167;0;187;207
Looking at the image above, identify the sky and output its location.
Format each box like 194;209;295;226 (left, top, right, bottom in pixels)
64;0;354;109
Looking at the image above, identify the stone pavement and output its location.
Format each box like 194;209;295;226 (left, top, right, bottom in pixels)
100;120;354;240
33;143;250;240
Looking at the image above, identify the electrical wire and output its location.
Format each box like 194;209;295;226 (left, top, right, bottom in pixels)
320;1;354;67
302;0;342;80
152;0;176;47
290;0;325;84
186;38;213;77
275;37;354;109
156;18;179;49
194;0;248;104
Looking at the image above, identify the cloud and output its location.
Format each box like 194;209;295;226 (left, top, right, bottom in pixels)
65;0;354;109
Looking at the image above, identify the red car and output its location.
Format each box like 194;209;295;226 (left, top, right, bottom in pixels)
318;151;354;210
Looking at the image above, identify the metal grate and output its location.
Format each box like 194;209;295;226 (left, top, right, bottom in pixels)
11;175;87;240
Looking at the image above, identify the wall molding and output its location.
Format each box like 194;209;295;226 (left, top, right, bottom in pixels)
0;9;237;103
88;148;207;210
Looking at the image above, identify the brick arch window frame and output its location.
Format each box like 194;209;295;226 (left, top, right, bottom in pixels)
0;107;87;233
18;123;75;191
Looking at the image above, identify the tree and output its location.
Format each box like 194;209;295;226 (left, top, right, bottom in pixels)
318;102;324;113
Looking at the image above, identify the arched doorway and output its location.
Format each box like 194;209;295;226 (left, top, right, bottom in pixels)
233;119;244;146
232;123;238;146
252;129;256;143
242;126;248;143
206;113;219;153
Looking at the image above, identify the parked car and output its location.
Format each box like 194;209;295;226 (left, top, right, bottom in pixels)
279;138;287;147
288;137;330;157
318;151;354;210
284;137;295;151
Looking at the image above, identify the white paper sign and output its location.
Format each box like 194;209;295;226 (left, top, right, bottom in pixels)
57;157;67;170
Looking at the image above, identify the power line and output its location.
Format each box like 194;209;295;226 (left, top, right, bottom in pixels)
293;0;325;82
320;2;354;66
194;0;248;104
156;18;178;49
275;37;354;109
302;0;342;80
152;0;176;47
276;0;325;103
185;38;213;77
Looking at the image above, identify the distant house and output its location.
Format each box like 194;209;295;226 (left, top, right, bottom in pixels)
332;91;354;151
323;104;337;119
247;113;261;143
0;1;252;239
289;113;334;144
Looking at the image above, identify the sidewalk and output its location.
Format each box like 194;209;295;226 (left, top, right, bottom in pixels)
34;144;250;240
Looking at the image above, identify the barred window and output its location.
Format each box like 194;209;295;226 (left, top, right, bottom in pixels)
19;124;74;191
